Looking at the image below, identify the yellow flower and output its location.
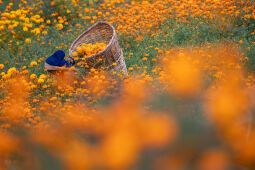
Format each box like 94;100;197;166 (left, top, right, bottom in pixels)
77;46;83;54
56;24;63;30
37;78;44;84
84;8;90;13
50;96;57;101
23;27;28;31
30;74;37;80
7;67;17;75
90;68;96;72
30;61;38;67
75;42;107;58
142;57;148;61
31;28;41;35
0;25;4;31
39;74;47;80
72;51;78;57
0;64;4;69
25;38;31;44
42;31;48;35
69;66;75;71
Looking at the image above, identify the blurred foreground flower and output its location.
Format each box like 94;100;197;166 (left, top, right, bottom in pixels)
161;50;203;97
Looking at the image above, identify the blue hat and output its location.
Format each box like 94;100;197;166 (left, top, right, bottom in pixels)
46;50;68;67
45;50;65;66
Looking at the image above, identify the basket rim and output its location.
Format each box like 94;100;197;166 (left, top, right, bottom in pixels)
45;62;69;71
69;21;116;61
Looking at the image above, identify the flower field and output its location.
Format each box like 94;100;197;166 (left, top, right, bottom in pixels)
0;0;255;169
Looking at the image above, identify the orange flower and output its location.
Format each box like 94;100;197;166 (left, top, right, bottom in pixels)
101;129;139;168
163;52;203;97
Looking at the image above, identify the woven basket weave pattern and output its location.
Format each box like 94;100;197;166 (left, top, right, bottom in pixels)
69;21;127;75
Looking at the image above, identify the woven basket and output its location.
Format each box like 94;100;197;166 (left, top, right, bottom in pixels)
69;21;128;75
